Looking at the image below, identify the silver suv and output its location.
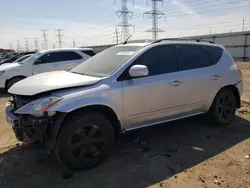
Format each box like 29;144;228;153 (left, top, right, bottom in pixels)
6;39;243;170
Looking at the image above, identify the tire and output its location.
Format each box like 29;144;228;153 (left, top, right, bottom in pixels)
55;113;114;170
209;89;236;126
13;128;23;142
6;77;25;91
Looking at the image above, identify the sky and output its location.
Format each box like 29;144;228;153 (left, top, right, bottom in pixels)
0;0;249;51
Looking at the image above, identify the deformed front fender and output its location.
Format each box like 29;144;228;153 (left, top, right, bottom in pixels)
46;96;123;124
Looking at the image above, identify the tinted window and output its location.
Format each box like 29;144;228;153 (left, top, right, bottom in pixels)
179;44;212;70
39;51;82;64
134;45;179;76
205;46;223;65
82;50;96;56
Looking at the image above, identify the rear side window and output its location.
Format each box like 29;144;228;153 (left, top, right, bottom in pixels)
134;45;179;76
204;46;223;65
179;44;212;70
38;51;82;64
82;50;96;57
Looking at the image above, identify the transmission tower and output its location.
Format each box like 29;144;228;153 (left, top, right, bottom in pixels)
144;0;166;40
115;0;135;41
34;38;39;50
24;38;29;52
41;29;48;49
9;43;13;50
55;29;64;48
16;40;21;52
73;39;76;48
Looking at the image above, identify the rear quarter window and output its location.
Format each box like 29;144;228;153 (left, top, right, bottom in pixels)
204;46;223;65
81;50;96;57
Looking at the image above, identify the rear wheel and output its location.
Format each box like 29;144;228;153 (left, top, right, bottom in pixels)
210;89;236;126
55;113;114;170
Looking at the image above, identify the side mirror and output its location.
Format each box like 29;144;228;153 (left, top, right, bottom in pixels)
35;59;42;65
129;65;149;78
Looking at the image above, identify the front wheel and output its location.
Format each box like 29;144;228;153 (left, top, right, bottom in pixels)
55;113;114;170
209;89;236;126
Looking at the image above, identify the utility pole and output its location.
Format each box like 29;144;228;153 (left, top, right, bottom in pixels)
73;39;76;48
41;29;48;49
144;0;166;40
24;38;29;52
115;29;119;44
115;0;135;41
242;18;245;31
55;29;64;48
17;40;21;52
33;38;39;50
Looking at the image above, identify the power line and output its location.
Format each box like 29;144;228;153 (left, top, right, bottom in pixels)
115;0;135;41
55;29;64;48
41;29;48;49
24;38;29;52
144;0;166;40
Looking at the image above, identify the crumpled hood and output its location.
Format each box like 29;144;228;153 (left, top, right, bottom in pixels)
8;70;102;96
0;63;21;71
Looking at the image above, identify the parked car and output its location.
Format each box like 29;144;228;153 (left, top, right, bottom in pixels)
0;52;17;61
0;48;95;90
6;39;243;170
12;54;32;63
0;52;36;65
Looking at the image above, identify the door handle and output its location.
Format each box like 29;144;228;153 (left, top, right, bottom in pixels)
212;75;221;80
170;80;182;86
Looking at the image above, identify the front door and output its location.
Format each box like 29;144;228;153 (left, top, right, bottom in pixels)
121;45;183;129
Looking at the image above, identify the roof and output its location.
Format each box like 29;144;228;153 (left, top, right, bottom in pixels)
118;39;223;48
39;47;93;53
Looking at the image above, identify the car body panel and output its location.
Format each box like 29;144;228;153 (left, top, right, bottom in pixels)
8;70;102;96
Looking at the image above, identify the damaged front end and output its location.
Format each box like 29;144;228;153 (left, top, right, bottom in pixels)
6;95;66;153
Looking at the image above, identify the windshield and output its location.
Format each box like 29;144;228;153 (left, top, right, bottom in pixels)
14;55;30;62
20;52;41;64
70;45;143;77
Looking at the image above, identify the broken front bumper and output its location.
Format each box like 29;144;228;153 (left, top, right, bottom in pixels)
5;103;66;152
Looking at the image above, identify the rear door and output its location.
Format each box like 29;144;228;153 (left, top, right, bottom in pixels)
178;44;221;114
32;51;84;74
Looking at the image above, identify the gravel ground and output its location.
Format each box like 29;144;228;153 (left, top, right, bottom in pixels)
0;62;249;188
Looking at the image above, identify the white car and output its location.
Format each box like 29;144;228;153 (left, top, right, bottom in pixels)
0;48;95;90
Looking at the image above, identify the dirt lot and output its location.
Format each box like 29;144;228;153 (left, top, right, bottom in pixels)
0;63;250;188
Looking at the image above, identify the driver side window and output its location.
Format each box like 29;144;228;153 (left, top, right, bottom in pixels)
134;45;179;76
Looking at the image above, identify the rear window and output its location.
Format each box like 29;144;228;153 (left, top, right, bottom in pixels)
81;50;96;57
204;46;223;65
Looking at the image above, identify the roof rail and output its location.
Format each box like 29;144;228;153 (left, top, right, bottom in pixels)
151;38;214;44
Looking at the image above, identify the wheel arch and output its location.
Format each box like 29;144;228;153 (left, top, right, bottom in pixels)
5;75;26;89
60;104;121;136
211;85;241;109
